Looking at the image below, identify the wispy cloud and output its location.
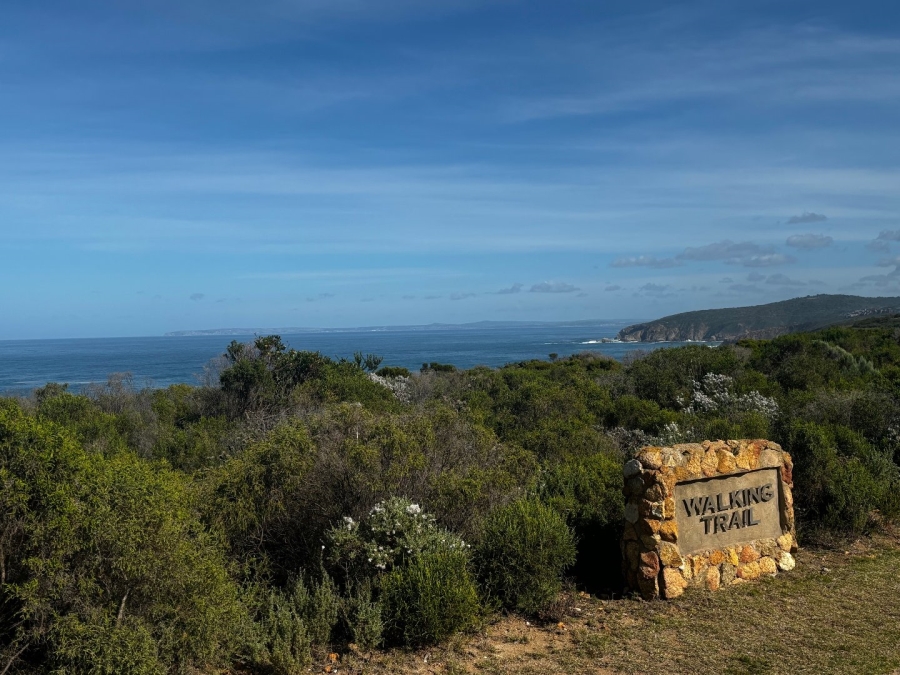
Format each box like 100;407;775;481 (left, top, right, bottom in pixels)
610;255;681;269
786;233;833;250
635;283;675;297
496;283;523;294
678;240;772;262
530;281;580;293
450;292;477;300
787;212;827;224
733;253;795;268
604;285;622;292
868;230;900;253
189;293;205;301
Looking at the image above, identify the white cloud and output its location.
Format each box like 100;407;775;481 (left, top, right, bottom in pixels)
610;255;681;268
732;253;795;268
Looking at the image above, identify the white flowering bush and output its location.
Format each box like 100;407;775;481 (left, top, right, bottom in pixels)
367;372;412;403
326;498;480;647
680;373;779;421
327;497;468;580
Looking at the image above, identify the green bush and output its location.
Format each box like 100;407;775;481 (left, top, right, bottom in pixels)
376;366;411;378
421;362;457;372
0;405;246;672
49;614;164;675
784;420;900;533
380;549;480;647
343;580;383;651
475;499;576;614
253;589;312;674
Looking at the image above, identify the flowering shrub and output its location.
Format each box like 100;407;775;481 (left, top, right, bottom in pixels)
680;373;779;420
327;498;479;647
327;497;468;580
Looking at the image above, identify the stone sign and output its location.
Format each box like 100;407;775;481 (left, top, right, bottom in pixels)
675;468;783;554
621;440;797;600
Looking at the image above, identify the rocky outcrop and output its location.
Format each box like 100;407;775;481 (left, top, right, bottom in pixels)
617;322;791;343
618;322;712;342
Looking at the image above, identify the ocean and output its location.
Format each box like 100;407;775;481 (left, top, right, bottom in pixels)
0;322;710;395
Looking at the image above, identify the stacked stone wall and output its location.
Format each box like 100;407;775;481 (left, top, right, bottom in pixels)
622;439;798;600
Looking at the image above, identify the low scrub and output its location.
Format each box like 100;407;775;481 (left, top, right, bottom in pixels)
475;499;576;615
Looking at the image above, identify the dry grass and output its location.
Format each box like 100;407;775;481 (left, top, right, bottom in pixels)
325;535;900;675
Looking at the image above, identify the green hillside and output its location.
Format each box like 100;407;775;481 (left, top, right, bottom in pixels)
617;294;900;342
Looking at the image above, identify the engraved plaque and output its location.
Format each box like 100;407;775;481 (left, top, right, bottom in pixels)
674;468;782;555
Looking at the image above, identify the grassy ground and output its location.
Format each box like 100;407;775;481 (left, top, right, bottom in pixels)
328;534;900;675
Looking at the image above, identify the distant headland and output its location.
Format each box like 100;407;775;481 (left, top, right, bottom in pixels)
616;294;900;343
164;319;631;337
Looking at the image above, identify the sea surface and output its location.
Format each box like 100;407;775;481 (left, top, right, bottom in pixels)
0;322;712;394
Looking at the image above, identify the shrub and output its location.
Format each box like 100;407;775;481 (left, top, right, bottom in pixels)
342;580;383;651
326;498;479;647
784;420;900;533
380;549;480;647
538;452;624;591
475;499;576;615
0;405;246;673
200;419;315;577
376;366;411;378
421;362;457;373
251;573;341;672
253;589;312;674
327;497;469;583
49;614;164;675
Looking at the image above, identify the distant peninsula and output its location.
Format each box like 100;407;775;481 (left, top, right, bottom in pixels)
165;319;630;337
616;294;900;343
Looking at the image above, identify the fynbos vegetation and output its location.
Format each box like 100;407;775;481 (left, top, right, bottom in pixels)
2;326;900;672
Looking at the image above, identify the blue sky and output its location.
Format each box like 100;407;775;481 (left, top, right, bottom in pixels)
1;0;899;338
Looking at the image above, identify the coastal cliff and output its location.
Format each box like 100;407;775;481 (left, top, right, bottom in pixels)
617;295;900;343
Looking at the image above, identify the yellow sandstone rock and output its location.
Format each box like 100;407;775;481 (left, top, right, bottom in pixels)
777;533;794;552
662;568;688;599
759;556;777;576
705;566;721;591
638;447;663;470
701;449;719;477
739;545;760;564
658;542;683;568
737;561;761;580
659;519;678;542
716;449;737;474
640;518;662;536
663;497;676;520
726;547;740;566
